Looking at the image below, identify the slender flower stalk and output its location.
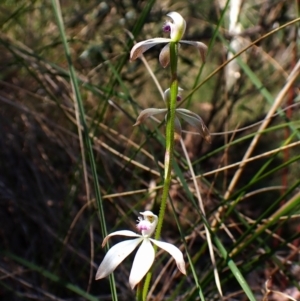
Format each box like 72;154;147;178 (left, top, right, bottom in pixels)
141;40;180;301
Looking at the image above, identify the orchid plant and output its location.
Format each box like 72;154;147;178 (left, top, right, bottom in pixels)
97;11;209;300
95;211;186;289
131;11;210;298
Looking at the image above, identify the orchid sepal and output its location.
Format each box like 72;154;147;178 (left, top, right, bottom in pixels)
159;43;170;68
130;38;171;61
176;108;211;143
174;115;182;141
96;238;143;280
180;40;208;62
150;238;186;274
133;108;167;126
129;238;155;289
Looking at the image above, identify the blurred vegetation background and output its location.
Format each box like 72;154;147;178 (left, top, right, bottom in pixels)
0;0;300;300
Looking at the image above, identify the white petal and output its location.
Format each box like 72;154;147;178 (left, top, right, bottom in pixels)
102;230;141;247
133;108;167;126
159;43;170;68
150;239;186;275
95;238;143;280
163;88;171;104
130;38;171;61
180;40;207;62
129;239;155;289
176;109;211;143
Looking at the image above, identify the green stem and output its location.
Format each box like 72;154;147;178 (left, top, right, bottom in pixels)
142;41;178;300
156;42;178;239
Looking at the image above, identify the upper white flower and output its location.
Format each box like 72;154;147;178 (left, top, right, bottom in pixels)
130;12;207;67
133;89;211;143
95;211;186;289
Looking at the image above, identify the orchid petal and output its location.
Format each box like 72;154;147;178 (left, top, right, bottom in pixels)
150;238;186;275
133;108;167;126
129;239;155;289
130;38;171;61
163;88;170;105
96;238;143;280
176;109;211;143
180;40;208;62
159;43;170;68
167;12;186;42
174;115;182;140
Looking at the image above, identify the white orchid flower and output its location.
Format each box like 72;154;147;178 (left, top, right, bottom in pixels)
133;88;211;143
130;11;207;67
95;211;186;289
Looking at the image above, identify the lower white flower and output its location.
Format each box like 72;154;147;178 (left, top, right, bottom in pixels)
95;211;186;289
